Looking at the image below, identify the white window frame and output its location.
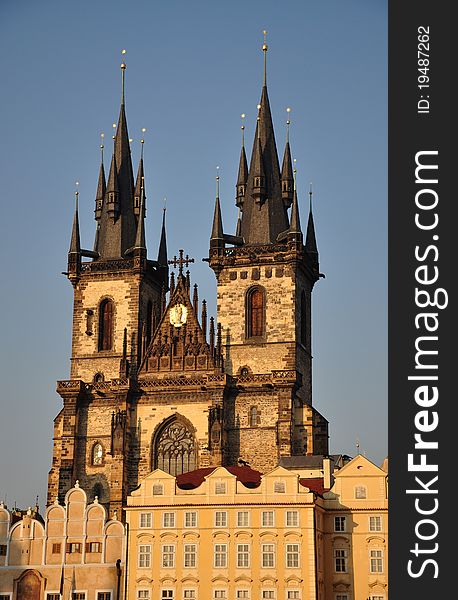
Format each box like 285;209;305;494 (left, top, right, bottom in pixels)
214;543;228;568
184;543;197;568
261;543;275;568
261;511;275;527
161;590;174;600
286;591;301;600
237;511;250;527
261;591;276;600
183;589;197;599
215;481;226;494
285;510;299;527
213;591;227;599
334;516;346;532
285;543;300;568
45;593;60;600
214;511;228;527
236;590;250;599
96;591;113;600
137;591;151;600
72;592;87;600
334;548;348;573
162;544;176;568
369;596;384;600
184;511;197;528
163;512;176;528
138;544;151;568
369;549;384;573
237;543;250;568
369;515;382;532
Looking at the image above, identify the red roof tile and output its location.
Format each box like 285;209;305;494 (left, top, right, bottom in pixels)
299;477;326;496
176;466;262;489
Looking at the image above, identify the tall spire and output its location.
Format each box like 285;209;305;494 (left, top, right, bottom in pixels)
158;204;168;266
132;177;146;254
210;168;224;249
281;108;294;208
236;114;248;208
305;183;318;255
94;51;136;259
69;185;81;255
288;163;302;241
95;133;106;221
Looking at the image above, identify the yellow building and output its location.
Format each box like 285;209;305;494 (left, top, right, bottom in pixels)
0;483;125;600
124;455;388;600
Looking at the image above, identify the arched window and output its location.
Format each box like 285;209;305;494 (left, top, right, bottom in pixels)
92;443;104;466
246;287;265;338
249;406;259;427
98;299;114;351
301;291;307;346
153;419;197;476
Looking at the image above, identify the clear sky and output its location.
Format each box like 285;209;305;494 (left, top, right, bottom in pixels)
0;0;387;508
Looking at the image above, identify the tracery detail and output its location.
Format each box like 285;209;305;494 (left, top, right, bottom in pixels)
154;420;196;476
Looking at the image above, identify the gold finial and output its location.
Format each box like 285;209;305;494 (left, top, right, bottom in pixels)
120;49;127;104
163;197;167;212
240;113;245;146
75;181;80;210
100;132;105;162
293;159;297;191
309;182;313;212
262;30;268;86
112;122;117;141
216;166;220;197
286;107;292;142
256;104;261;139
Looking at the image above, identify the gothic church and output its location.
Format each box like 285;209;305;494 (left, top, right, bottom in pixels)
47;45;329;518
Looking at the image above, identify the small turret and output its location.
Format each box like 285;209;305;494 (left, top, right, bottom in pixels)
236;114;248;208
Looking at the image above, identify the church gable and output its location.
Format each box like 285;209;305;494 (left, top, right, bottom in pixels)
139;271;222;375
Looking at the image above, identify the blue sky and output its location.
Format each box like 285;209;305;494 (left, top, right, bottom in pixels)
0;0;387;507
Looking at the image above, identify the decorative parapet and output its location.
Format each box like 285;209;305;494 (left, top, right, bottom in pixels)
81;259;134;273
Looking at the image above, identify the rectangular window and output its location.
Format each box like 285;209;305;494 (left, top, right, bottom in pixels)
335;596;349;600
287;593;300;600
285;511;299;527
370;550;383;573
184;544;197;568
184;512;197;528
87;542;102;553
286;544;300;568
214;592;227;599
162;545;175;568
237;511;249;527
47;595;61;600
261;511;274;527
73;594;86;600
162;591;174;600
236;591;249;599
183;591;196;599
370;597;384;600
274;481;285;493
369;516;382;532
215;482;226;494
163;512;175;528
334;549;348;573
334;516;346;532
137;592;150;600
355;486;367;499
140;513;152;528
214;544;227;568
261;544;275;568
97;594;111;600
153;484;164;495
237;544;250;568
215;511;227;527
261;592;275;599
51;543;61;554
138;545;151;568
67;543;82;554
0;545;7;556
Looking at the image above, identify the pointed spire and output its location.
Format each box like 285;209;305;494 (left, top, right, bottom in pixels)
210;169;224;249
235;207;242;237
281;108;294;208
305;183;318;255
95;134;106;220
158;205;168;266
262;30;268;86
133;177;146;255
134;130;147;217
236;114;248;208
106;136;120;219
288;164;302;240
69;185;81;254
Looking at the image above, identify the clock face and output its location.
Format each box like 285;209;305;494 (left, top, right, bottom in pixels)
169;303;188;327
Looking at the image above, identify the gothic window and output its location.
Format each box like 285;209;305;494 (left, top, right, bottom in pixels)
300;291;307;346
153;419;197;476
246;287;265;338
98;299;114;351
249;406;259;427
92;443;104;466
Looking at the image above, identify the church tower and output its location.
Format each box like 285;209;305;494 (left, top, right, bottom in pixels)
209;37;329;471
48;58;168;515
